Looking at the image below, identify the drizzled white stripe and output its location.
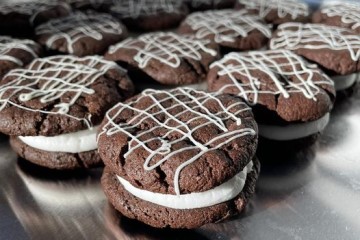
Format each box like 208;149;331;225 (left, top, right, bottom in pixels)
0;36;39;66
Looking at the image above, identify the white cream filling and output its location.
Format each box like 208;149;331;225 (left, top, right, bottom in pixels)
259;113;330;141
332;73;358;91
18;126;99;153
117;161;253;210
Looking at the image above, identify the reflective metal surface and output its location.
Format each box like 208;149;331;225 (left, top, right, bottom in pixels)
1;84;359;240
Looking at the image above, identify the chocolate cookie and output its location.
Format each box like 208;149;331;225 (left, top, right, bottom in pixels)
0;55;134;169
235;0;310;26
97;88;259;228
0;36;42;79
208;50;336;141
270;23;360;91
0;0;71;37
184;0;235;12
110;0;188;31
105;32;219;86
312;2;360;34
36;11;128;57
178;9;271;52
63;0;113;11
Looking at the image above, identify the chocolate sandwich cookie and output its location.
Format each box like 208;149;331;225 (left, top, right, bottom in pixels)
63;0;113;12
184;0;235;12
0;0;71;37
110;0;188;31
235;0;310;27
105;32;219;87
270;23;360;92
36;11;128;57
0;55;134;169
0;36;42;79
98;88;259;228
208;50;336;143
178;9;271;52
312;2;360;34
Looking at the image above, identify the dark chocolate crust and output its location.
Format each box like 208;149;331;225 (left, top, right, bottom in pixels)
10;136;102;170
101;157;260;229
0;56;134;136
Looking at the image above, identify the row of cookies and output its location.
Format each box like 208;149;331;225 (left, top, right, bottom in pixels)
0;0;359;230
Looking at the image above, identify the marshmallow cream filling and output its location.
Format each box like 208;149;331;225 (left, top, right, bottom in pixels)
117;161;254;210
259;113;330;141
332;73;358;91
18;126;99;153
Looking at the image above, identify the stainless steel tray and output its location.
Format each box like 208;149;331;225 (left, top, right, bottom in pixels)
1;84;359;240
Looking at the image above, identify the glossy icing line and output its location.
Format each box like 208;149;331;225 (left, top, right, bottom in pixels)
270;23;360;61
0;36;39;66
210;50;334;104
98;88;256;195
237;0;309;19
0;55;123;128
36;11;124;54
108;32;217;68
184;9;271;43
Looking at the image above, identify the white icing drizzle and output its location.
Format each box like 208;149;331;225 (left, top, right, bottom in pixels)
0;0;70;25
184;9;271;43
210;50;334;104
108;32;217;68
270;23;360;61
237;0;309;19
98;87;256;195
111;0;182;18
0;36;39;66
320;3;360;32
0;55;123;128
35;11;124;54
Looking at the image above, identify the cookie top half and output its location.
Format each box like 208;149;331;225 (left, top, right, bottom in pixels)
0;36;42;78
105;32;219;85
235;0;310;25
0;55;134;136
97;88;258;195
312;2;360;34
208;50;335;124
0;0;71;27
270;23;360;75
110;0;188;31
36;11;128;57
178;9;271;51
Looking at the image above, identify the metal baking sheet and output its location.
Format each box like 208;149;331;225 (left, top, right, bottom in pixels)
0;83;359;240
